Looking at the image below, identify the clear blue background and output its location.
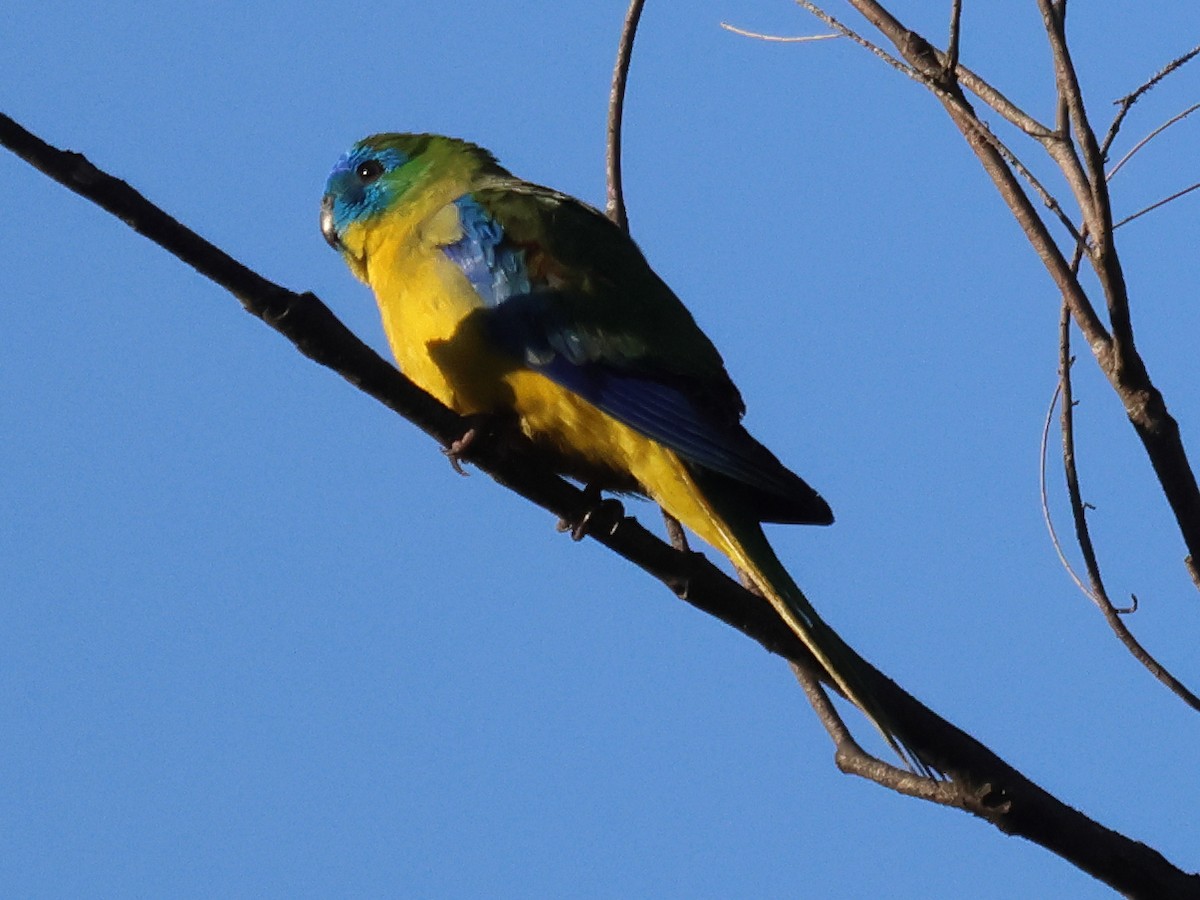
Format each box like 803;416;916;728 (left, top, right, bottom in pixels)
4;2;1199;896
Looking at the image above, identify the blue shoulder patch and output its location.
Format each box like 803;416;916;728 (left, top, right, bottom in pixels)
437;196;817;513
441;196;531;307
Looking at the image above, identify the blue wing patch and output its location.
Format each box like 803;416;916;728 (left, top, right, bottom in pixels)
534;353;806;501
441;196;531;307
438;193;821;515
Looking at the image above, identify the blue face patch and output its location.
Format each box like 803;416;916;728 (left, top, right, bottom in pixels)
321;143;411;243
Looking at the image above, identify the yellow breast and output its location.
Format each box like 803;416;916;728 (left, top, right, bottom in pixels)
352;200;725;552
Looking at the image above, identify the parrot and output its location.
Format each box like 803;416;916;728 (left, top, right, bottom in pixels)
321;132;926;772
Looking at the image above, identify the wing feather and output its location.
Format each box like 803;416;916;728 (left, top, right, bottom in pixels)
435;179;831;524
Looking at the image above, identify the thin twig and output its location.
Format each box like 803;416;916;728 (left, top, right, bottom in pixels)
719;22;836;43
1108;102;1200;181
793;1;918;81
945;0;963;75
1102;44;1200;161
1113;181;1200;230
791;664;955;802
605;0;646;232
1039;378;1094;599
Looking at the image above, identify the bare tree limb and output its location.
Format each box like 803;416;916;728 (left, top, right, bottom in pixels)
813;1;1112;348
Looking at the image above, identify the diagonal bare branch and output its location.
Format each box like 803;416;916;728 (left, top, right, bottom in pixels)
1103;43;1200;162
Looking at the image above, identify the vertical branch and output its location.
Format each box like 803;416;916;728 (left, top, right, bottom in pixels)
1037;0;1137;361
604;0;690;553
606;0;646;232
945;0;963;75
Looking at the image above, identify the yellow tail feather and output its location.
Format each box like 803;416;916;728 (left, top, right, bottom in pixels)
642;450;929;774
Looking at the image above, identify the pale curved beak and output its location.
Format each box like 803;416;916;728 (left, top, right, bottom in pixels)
320;195;341;250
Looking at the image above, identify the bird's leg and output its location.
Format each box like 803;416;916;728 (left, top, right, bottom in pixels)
442;412;506;476
557;483;626;542
660;509;690;551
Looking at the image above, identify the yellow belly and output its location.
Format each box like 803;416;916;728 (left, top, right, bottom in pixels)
365;231;734;557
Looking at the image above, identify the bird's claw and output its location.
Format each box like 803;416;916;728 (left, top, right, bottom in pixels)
557;487;625;541
442;414;500;476
443;428;479;477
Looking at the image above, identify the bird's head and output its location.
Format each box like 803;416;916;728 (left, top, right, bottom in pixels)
321;133;500;281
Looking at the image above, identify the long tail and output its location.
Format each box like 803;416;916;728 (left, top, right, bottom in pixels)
658;462;931;774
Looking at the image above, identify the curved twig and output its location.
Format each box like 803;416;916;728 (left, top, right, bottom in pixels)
719;22;836;43
605;0;646;232
605;0;689;555
1056;299;1200;712
1039;378;1093;599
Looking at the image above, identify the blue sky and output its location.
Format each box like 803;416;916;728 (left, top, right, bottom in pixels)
4;2;1199;896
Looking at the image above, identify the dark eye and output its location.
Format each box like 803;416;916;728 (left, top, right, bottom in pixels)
356;159;384;183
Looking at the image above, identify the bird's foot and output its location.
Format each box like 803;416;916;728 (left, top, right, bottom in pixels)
442;413;503;476
556;484;625;541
